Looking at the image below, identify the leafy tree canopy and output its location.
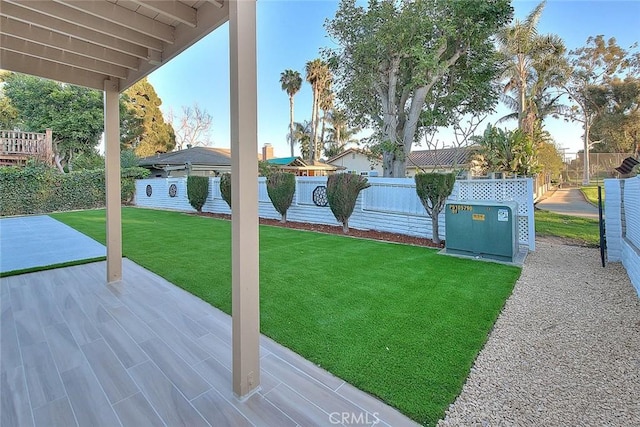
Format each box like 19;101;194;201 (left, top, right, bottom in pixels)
564;35;640;176
325;0;512;177
2;73;104;172
589;76;640;155
122;77;175;157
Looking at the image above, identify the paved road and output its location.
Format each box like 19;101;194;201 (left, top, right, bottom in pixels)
536;187;599;219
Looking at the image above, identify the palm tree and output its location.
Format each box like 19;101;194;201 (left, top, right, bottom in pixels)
292;120;312;161
496;0;566;135
305;59;331;160
324;109;359;158
319;86;334;158
280;69;302;157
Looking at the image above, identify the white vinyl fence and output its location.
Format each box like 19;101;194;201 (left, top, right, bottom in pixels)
605;177;640;296
135;176;536;250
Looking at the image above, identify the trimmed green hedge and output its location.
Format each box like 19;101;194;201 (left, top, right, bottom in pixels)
220;173;232;209
0;163;148;216
327;173;371;234
266;172;296;222
187;176;209;212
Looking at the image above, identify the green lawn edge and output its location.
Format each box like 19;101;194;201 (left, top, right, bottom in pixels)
534;209;599;246
0;256;106;278
52;207;522;426
580;186;604;207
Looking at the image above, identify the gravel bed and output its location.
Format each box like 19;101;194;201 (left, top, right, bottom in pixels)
439;240;640;426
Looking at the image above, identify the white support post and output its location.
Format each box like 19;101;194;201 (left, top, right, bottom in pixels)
104;78;122;282
229;0;260;398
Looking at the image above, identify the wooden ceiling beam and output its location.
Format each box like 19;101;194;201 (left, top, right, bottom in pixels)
0;17;140;70
1;1;150;58
55;0;175;44
130;0;197;28
8;0;164;51
0;50;109;91
1;35;129;79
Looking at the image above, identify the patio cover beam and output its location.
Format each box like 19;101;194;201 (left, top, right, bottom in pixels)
1;0;158;55
54;0;175;44
229;0;260;398
104;78;122;283
130;0;198;28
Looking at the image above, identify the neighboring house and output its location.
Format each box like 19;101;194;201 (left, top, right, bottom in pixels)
326;148;383;177
406;146;479;178
138;146;231;177
267;157;343;176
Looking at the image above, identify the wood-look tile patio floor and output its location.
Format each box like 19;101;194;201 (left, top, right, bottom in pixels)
0;259;419;427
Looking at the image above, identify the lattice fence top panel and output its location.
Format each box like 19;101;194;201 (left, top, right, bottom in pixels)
456;178;533;246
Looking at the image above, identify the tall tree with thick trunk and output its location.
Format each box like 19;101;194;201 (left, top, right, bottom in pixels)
279;70;302;157
563;35;631;184
305;59;331;161
325;0;512;177
319;86;335;158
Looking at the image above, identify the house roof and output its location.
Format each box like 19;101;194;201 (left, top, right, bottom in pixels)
266;157;342;171
267;157;304;166
0;1;228;91
408;146;477;168
326;148;380;164
138;146;231;167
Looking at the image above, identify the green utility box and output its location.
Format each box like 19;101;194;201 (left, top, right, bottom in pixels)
445;201;519;262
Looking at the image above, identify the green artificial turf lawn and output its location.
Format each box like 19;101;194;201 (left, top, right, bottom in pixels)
52;207;521;426
0;257;106;278
535;209;600;246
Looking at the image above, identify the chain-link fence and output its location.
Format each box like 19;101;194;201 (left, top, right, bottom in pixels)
560;152;632;186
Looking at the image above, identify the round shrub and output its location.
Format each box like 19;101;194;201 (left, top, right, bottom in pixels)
187;175;209;212
266;172;296;223
326;173;370;233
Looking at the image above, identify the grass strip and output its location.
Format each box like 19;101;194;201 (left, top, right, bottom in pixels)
535;209;600;246
580;185;604;206
0;256;106;278
52;207;521;426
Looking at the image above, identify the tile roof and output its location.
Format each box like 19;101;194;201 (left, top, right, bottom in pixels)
138;147;231;167
408;146;476;168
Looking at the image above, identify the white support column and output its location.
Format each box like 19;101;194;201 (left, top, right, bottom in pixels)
104;78;122;283
229;0;260;398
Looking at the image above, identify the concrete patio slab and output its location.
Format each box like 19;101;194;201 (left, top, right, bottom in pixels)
0;215;105;274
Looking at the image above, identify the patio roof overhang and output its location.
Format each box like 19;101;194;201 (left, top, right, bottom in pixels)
0;0;228;91
0;0;261;399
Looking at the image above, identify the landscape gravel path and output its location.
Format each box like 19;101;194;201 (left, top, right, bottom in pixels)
438;240;640;426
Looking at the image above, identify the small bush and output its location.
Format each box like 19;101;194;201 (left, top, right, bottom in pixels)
187;176;209;212
267;172;296;222
219;173;232;209
326;173;370;233
415;172;456;245
121;167;149;204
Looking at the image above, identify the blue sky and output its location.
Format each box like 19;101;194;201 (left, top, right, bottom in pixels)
148;0;640;157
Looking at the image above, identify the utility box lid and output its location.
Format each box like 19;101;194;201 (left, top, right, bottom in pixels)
445;201;519;262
